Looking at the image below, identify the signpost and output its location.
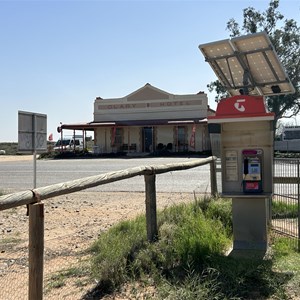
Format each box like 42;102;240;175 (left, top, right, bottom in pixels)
18;110;47;299
18;111;47;188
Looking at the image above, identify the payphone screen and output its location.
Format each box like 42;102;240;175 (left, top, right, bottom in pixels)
248;162;260;175
244;160;261;180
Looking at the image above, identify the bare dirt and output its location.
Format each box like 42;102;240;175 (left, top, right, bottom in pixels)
0;156;195;299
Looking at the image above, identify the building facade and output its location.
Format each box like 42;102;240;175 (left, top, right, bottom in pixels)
93;84;213;154
59;83;214;154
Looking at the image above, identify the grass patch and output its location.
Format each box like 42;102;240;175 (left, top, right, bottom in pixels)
86;198;234;298
271;237;300;299
0;236;22;245
89;214;148;293
0;230;23;251
49;197;299;299
272;200;298;218
45;262;92;294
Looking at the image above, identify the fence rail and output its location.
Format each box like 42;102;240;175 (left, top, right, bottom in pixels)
0;157;217;211
0;156;217;300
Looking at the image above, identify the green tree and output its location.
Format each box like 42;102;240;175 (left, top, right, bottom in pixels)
208;0;300;128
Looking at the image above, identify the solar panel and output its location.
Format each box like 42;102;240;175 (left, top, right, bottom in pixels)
199;32;295;97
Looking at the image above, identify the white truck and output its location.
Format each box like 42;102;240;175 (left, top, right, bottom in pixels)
53;136;84;152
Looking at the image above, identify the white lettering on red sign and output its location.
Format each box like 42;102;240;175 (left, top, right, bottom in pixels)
234;99;246;112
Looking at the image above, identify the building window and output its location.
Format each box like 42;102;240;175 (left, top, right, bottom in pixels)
284;130;300;140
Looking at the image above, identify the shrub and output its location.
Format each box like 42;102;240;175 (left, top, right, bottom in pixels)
200;197;233;236
89;199;231;292
90;215;147;290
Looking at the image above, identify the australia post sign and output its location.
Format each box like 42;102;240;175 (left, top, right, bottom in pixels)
18;111;47;153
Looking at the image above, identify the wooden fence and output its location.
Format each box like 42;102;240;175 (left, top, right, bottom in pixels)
0;156;217;300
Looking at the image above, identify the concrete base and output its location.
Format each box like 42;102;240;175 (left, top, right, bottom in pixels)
227;248;268;259
232;196;269;251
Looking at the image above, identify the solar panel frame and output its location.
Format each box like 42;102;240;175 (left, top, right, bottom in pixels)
199;32;295;97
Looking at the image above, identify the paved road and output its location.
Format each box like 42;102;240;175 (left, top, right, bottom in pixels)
0;157;213;194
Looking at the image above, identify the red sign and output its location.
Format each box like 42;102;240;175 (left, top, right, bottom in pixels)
245;181;260;190
111;126;117;146
189;124;196;149
208;95;274;121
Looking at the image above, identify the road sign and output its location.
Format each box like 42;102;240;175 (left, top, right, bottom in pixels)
18;111;47;154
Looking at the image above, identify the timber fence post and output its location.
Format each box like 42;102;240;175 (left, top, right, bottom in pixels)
210;157;218;198
144;173;158;242
29;202;44;300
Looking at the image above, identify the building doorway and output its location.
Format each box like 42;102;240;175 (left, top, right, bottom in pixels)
142;127;153;152
176;126;188;152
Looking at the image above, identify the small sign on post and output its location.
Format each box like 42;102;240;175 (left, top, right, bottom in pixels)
18;111;47;188
18;111;47;154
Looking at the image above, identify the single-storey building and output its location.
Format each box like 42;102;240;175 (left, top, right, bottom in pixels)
58;83;215;154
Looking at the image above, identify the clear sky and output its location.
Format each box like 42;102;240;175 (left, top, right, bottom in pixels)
0;0;299;142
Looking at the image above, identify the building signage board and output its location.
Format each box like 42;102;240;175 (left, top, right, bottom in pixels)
97;100;204;111
18;111;47;153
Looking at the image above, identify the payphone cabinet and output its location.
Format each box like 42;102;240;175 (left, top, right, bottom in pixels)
242;149;263;193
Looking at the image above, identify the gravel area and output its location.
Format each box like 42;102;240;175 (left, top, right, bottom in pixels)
0;156;196;299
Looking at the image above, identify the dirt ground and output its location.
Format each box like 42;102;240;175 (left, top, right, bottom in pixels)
0;155;196;299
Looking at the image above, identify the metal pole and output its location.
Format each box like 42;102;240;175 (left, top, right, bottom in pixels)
33;115;37;189
60;127;63;153
73;130;76;152
33;152;37;189
297;159;300;252
82;129;85;151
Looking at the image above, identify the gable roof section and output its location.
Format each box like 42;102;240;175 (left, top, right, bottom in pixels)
127;83;171;101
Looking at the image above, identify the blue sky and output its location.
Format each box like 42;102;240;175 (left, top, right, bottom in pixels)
0;0;299;142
